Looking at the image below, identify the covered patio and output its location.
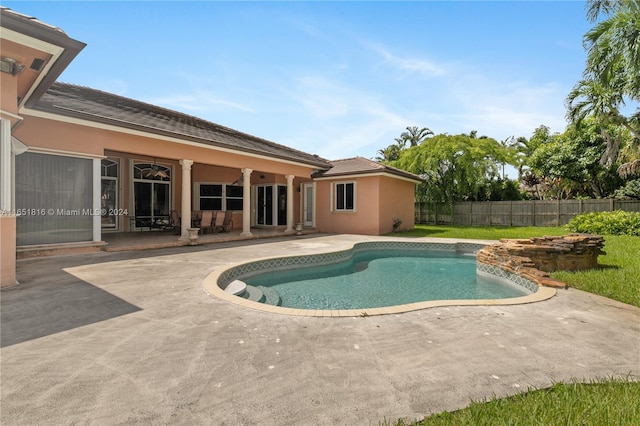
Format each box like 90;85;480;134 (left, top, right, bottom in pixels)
101;227;317;252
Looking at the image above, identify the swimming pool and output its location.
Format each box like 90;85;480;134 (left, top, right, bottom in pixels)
243;249;529;309
204;240;554;316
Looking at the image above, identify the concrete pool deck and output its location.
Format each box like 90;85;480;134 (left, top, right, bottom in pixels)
2;234;639;425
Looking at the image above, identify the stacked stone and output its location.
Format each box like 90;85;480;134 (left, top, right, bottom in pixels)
476;234;605;290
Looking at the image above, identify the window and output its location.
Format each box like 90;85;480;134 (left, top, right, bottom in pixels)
101;158;118;229
196;183;243;211
199;184;223;210
335;182;355;211
15;152;93;245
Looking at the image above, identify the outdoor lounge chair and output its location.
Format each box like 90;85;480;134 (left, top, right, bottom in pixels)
200;210;214;234
223;210;233;231
213;210;226;233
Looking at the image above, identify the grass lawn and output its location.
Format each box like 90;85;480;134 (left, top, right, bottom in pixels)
389;225;640;425
390;378;640;426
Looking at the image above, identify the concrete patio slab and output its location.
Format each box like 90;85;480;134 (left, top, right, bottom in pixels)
2;234;639;425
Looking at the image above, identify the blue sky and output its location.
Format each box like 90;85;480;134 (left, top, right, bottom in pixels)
4;1;592;161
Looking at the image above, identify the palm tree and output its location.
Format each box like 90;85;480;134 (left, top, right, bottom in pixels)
397;126;433;147
375;144;401;162
566;78;626;168
567;0;640;169
584;0;640;100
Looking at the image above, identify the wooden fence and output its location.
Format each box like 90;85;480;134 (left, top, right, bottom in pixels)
415;199;640;227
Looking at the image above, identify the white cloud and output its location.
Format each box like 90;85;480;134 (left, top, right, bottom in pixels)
363;41;446;78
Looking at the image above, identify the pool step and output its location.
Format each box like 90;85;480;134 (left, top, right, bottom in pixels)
258;286;282;306
241;285;265;303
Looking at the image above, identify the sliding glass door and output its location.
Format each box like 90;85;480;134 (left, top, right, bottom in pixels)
133;163;171;229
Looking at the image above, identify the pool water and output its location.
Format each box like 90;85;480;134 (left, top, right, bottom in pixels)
243;249;530;310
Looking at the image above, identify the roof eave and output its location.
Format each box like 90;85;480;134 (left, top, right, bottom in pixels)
1;9;86;107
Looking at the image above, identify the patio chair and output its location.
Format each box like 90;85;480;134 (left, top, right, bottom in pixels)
191;210;202;228
200;210;214;234
223;210;233;231
170;210;181;235
213;210;226;233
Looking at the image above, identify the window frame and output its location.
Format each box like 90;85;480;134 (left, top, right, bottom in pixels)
333;181;356;212
195;182;244;211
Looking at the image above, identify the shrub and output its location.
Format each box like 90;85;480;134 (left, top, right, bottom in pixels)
566;210;640;236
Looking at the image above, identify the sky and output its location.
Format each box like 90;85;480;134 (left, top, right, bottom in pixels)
3;1;594;162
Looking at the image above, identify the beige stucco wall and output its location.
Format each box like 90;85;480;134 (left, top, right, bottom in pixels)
314;175;417;235
14;115;317;178
377;176;416;234
1;73;19;116
0;215;17;287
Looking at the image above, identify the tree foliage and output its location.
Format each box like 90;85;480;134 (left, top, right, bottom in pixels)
391;133;514;203
527;119;625;198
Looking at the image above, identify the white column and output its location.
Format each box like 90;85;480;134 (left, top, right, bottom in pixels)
241;168;252;236
92;158;101;242
0;119;11;210
285;174;295;234
179;159;193;239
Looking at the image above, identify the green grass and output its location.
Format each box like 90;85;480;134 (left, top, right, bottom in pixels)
553;235;640;307
387;225;640;425
389;378;640;426
399;224;567;240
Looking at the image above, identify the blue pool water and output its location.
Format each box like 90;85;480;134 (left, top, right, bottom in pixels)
243;249;529;310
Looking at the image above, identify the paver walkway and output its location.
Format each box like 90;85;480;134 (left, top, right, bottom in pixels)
2;235;639;425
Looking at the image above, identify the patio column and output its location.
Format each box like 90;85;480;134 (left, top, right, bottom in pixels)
285;174;294;234
241;168;252;236
179;159;193;239
0;118;11;210
92;158;101;242
0;117;17;287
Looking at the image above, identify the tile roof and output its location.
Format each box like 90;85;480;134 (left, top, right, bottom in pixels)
34;82;333;169
314;157;423;182
0;7;66;34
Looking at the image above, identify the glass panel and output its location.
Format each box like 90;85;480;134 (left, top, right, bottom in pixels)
200;198;222;210
153;183;170;226
226;185;243;197
201;184;222;197
265;186;273;225
226;198;243;211
336;184;345;210
15;152;93;245
134;182;152;228
346;183;354;210
277;185;286;225
134;163;170;181
101;179;117;228
101;159;118;177
305;185;313;223
257;186;265;225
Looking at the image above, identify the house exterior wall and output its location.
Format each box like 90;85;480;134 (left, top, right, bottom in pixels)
377;175;416;234
314;174;417;235
314;176;381;235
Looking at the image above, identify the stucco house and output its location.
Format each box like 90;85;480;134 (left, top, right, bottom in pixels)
0;8;422;287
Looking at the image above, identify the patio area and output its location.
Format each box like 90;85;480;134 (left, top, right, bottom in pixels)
101;227;314;252
2;234;639;425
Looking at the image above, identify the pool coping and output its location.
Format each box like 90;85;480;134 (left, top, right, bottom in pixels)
202;238;557;317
